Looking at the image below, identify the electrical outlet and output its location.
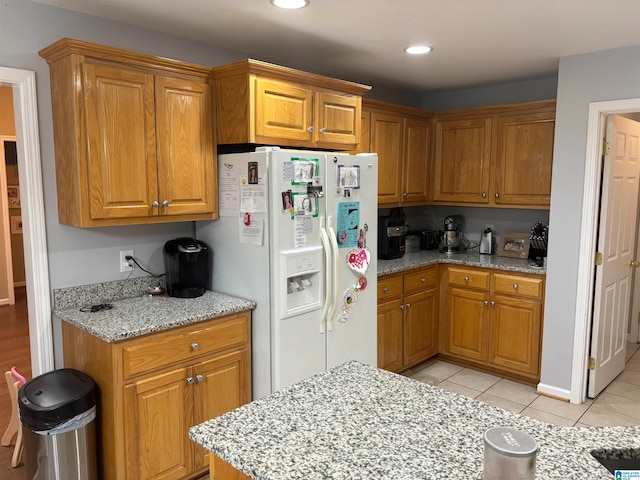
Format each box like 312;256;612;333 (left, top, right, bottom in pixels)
120;250;134;273
485;224;494;231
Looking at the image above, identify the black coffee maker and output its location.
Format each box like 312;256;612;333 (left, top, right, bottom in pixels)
163;237;209;298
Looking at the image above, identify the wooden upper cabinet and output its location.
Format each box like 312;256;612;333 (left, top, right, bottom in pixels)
493;111;555;206
213;59;370;151
39;38;217;227
371;111;404;204
432;100;556;209
362;99;434;205
433;118;492;203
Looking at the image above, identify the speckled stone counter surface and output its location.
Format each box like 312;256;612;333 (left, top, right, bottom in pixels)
53;276;255;343
378;250;546;276
190;361;638;480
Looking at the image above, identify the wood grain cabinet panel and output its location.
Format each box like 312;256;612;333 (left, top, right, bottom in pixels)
442;266;544;382
62;311;251;480
361;99;433;205
39;38;217;227
432;100;555;209
377;266;438;372
213;59;369;151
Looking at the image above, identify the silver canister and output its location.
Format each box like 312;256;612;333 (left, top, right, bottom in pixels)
483;427;538;480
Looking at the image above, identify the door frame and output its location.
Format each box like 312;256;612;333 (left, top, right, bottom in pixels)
0;135;16;305
1;67;54;376
572;98;640;404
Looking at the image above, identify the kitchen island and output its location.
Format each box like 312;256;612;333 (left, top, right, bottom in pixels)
190;361;638;479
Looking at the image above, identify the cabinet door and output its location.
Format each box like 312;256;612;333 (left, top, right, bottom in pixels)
403;289;437;367
254;78;313;143
488;295;542;377
433;118;492;203
124;367;193;480
314;91;360;146
377;297;404;372
193;350;250;470
82;62;158;220
357;109;371;153
371;112;403;204
446;287;490;361
493;112;555;206
403;117;431;203
155;77;216;216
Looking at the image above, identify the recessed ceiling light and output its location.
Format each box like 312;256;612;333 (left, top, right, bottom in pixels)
404;45;434;55
270;0;310;9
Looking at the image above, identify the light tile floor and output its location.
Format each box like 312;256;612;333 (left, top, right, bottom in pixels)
405;342;640;428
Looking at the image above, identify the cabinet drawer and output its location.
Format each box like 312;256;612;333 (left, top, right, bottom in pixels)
122;313;249;379
403;267;438;294
493;274;543;299
378;275;403;302
448;267;490;291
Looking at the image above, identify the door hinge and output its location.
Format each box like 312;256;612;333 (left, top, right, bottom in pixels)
603;141;611;156
588;357;596;370
595;252;603;266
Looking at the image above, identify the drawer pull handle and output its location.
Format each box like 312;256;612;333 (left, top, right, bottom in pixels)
421;278;426;283
513;284;518;289
186;377;194;385
383;287;389;294
191;343;199;351
196;374;204;383
464;276;470;283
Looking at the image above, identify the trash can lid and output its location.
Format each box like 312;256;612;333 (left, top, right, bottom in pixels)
19;368;96;431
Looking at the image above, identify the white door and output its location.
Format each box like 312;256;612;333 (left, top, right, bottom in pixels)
588;115;640;397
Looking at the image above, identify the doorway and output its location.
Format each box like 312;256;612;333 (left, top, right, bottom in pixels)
0;67;53;377
572;98;640;404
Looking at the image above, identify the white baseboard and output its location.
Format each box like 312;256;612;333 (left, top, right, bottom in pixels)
536;382;571;401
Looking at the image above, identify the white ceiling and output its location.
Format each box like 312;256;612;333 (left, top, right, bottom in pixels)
32;0;640;93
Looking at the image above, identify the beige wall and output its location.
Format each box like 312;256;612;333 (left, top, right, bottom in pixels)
1;86;24;286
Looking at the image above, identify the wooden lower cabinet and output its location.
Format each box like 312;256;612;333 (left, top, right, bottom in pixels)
62;311;251;480
442;266;544;381
377;266;438;372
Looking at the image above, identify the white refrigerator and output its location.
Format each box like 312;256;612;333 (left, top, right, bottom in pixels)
196;147;378;399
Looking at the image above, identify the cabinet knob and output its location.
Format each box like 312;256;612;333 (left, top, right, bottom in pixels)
191;343;199;351
482;192;487;198
484;300;489;306
464;276;470;283
513;283;519;289
196;374;204;383
495;193;500;198
400;304;404;310
406;303;411;308
307;126;314;133
319;127;326;134
403;192;408;198
152;201;159;208
383;287;389;294
491;301;495;306
162;200;169;207
421;278;426;283
186;377;194;385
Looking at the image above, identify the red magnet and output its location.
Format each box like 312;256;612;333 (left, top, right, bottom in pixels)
357;276;368;291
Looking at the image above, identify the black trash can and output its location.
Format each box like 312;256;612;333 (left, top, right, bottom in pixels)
18;368;97;480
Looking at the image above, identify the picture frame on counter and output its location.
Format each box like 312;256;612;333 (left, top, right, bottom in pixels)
497;232;530;259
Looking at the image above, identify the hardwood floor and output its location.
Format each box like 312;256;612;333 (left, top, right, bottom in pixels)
0;287;30;478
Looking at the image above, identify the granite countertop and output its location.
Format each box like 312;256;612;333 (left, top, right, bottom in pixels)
190;361;638;480
53;276;255;343
378;250;546;276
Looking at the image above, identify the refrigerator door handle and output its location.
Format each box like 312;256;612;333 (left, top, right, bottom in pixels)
327;217;340;332
319;216;332;334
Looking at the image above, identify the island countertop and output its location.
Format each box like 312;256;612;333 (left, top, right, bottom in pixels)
53;277;255;342
190;361;638;480
378;250;546;276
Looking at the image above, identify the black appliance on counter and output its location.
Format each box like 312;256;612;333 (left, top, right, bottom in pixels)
378;216;406;259
163;237;209;298
405;229;439;250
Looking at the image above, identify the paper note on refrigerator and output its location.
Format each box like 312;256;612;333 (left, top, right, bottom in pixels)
219;162;240;212
239;217;264;245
